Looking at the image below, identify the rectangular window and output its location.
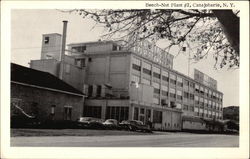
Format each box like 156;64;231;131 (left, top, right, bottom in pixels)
143;68;151;75
162;75;169;82
176;90;182;100
132;64;141;71
112;45;120;51
161;99;168;106
170;73;176;85
184;92;189;98
88;85;93;97
106;106;129;121
131;75;140;83
195;96;199;104
170;101;176;108
170;79;176;85
169;88;176;98
44;37;49;44
154;88;160;94
64;106;72;120
170;93;176;98
146;109;151;120
161;90;168;96
140;108;145;114
96;85;102;97
153;72;160;79
51;105;56;115
177;81;183;87
153;110;162;123
190;94;194;100
184;79;189;86
75;58;85;68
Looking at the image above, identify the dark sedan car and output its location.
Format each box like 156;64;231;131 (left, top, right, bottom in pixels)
119;120;152;133
103;119;118;129
77;117;105;129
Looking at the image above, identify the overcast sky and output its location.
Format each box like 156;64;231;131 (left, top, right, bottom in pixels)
11;9;239;107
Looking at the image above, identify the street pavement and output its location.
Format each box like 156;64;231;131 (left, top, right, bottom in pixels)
11;132;239;147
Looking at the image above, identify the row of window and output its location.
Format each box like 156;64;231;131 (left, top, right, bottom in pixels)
132;75;222;105
132;58;222;101
195;88;222;102
132;75;222;102
183;105;194;111
106;106;129;122
198;113;222;119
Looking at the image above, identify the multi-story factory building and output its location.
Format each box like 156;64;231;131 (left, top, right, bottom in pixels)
30;33;223;131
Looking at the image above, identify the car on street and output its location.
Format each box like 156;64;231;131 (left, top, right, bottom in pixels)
77;117;105;129
119;120;152;133
102;119;118;129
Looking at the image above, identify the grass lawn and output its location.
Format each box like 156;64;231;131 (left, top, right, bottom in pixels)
11;128;154;137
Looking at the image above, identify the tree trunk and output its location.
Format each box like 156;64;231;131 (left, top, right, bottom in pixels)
212;10;239;55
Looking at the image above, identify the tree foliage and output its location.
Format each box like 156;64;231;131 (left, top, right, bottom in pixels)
76;9;239;68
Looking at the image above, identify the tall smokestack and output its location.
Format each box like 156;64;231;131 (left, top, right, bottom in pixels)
59;20;68;80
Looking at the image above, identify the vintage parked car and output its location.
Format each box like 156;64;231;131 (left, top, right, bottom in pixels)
102;119;118;129
119;120;152;133
77;117;105;129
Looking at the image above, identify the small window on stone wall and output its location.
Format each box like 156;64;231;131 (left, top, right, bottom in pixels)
44;37;49;44
51;105;56;115
64;106;72;120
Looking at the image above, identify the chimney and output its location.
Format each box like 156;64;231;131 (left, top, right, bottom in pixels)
59;20;68;80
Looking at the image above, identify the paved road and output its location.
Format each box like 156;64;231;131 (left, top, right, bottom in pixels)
11;132;238;147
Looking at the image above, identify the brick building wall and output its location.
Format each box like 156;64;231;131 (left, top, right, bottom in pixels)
11;83;84;122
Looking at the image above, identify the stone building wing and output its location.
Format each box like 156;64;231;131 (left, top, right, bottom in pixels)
11;63;84;96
